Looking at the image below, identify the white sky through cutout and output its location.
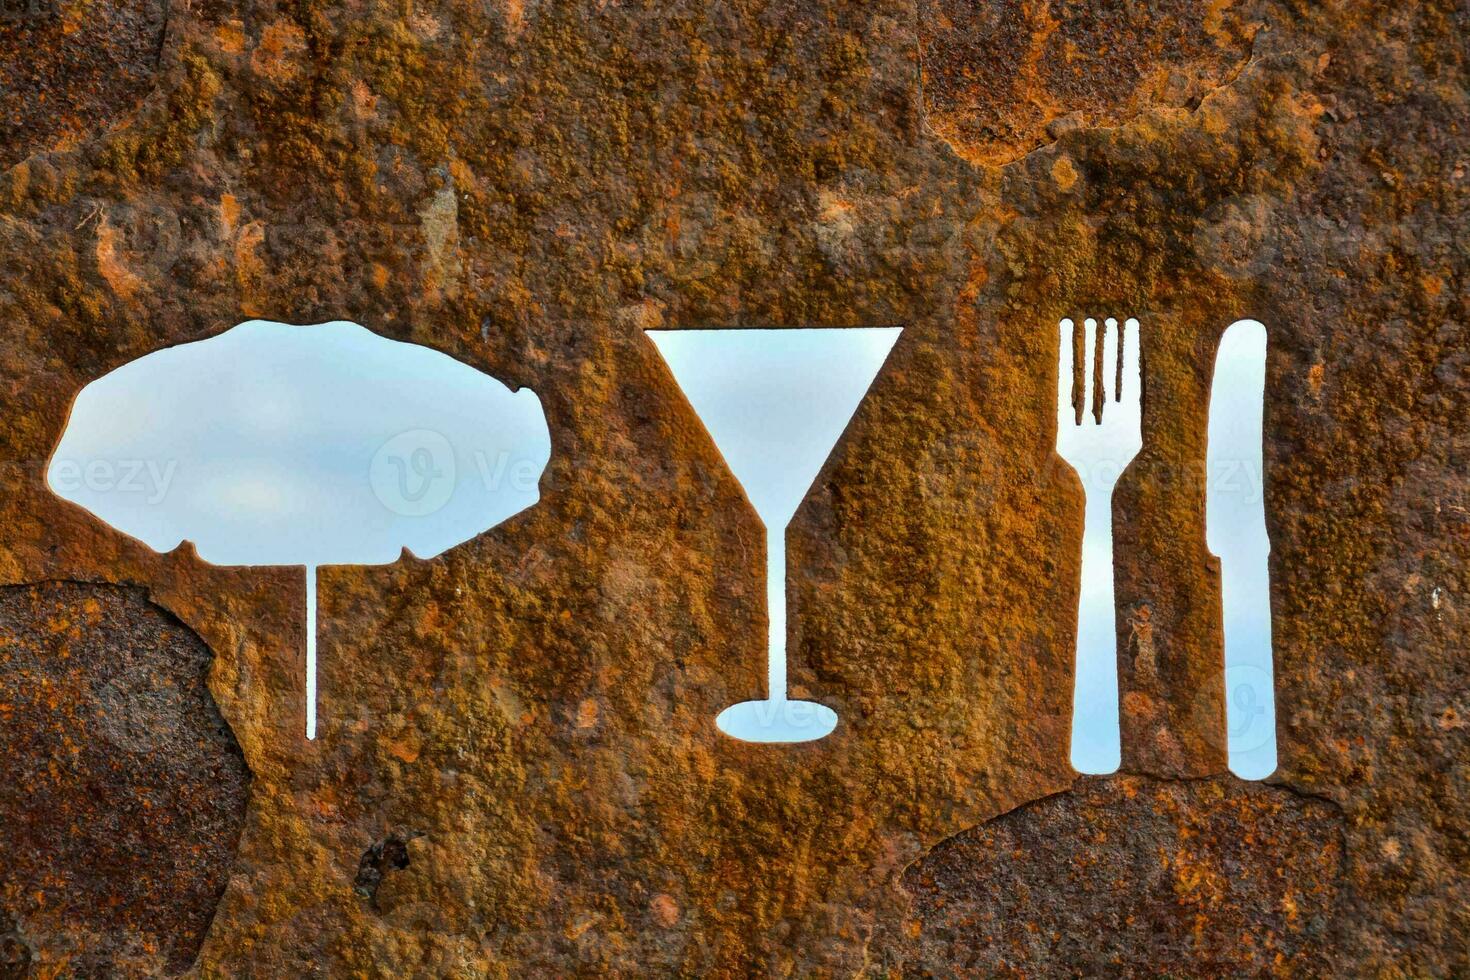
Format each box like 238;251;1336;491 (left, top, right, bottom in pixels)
647;327;901;743
1205;319;1276;779
48;320;551;740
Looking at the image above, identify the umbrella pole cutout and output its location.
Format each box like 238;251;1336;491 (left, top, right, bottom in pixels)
305;565;317;740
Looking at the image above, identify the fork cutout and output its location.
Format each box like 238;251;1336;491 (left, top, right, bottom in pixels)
1055;317;1142;773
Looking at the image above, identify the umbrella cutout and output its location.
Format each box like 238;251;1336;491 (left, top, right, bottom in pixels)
47;319;551;739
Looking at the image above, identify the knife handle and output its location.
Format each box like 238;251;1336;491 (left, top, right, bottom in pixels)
1218;543;1277;779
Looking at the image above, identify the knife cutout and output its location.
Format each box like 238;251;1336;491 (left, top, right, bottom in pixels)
1205;319;1276;779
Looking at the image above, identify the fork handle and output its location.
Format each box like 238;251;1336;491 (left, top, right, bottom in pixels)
1071;484;1122;773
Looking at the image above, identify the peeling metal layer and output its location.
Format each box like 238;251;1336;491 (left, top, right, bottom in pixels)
896;775;1345;975
0;582;250;976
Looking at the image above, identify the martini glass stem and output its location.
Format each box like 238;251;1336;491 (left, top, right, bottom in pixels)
766;524;787;703
305;565;317;741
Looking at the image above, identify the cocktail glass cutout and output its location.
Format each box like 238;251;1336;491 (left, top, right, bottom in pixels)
646;327;902;743
48;319;551;740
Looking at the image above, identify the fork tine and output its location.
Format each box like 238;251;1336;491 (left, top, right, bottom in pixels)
1099;317;1119;419
1058;318;1077;427
1112;318;1124;402
1121;316;1140;405
1085;317;1100;423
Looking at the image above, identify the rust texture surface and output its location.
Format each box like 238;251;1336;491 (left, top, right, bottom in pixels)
0;582;250;976
0;0;167;172
0;0;1465;975
917;0;1261;167
895;775;1345;976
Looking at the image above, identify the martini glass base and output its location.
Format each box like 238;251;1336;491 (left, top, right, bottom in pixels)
715;699;838;743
